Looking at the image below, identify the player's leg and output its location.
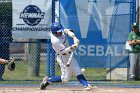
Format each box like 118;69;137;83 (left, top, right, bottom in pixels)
71;58;96;90
71;58;89;87
56;56;71;83
40;57;71;90
129;53;137;80
40;71;70;90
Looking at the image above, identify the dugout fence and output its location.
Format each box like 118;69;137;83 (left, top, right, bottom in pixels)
0;0;138;84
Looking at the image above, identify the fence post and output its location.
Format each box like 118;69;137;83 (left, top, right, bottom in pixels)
50;0;55;77
46;39;51;77
0;2;12;80
133;0;137;22
28;39;41;77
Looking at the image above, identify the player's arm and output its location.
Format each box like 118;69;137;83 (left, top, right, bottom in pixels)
128;40;137;45
128;34;137;45
135;40;140;44
56;29;80;54
0;58;8;64
0;58;15;71
64;29;79;48
54;42;74;55
60;46;75;54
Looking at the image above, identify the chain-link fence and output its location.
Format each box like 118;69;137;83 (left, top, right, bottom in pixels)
58;0;137;81
0;0;138;84
0;1;51;82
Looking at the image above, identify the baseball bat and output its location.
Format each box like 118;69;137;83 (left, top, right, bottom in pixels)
66;52;73;67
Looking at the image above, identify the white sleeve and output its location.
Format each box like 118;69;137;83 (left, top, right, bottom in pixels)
52;41;65;52
50;32;65;52
54;43;73;54
53;42;75;54
64;29;79;48
64;29;75;38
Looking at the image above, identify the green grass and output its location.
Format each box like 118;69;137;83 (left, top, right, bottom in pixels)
3;61;46;81
0;60;106;84
117;81;140;85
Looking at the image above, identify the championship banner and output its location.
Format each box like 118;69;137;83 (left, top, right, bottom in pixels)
12;0;52;39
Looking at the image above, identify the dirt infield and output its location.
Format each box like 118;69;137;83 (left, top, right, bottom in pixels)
0;86;140;93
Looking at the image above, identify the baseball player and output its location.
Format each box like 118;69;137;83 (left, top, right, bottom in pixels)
127;22;139;80
40;22;96;91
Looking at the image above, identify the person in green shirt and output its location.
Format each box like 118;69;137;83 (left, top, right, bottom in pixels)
127;22;139;80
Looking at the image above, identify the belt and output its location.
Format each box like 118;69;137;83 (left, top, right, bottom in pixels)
57;52;71;55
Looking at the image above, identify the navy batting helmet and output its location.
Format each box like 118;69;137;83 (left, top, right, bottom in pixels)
50;22;64;33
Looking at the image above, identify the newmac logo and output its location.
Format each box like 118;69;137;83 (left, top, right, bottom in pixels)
20;5;45;26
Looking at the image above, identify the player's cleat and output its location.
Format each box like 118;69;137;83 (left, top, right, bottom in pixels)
84;86;92;91
40;76;50;90
92;85;97;89
84;84;97;91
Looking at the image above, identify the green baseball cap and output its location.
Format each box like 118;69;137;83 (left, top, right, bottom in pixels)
132;22;138;28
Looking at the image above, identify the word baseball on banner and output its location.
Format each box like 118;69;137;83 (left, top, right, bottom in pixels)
12;0;52;39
